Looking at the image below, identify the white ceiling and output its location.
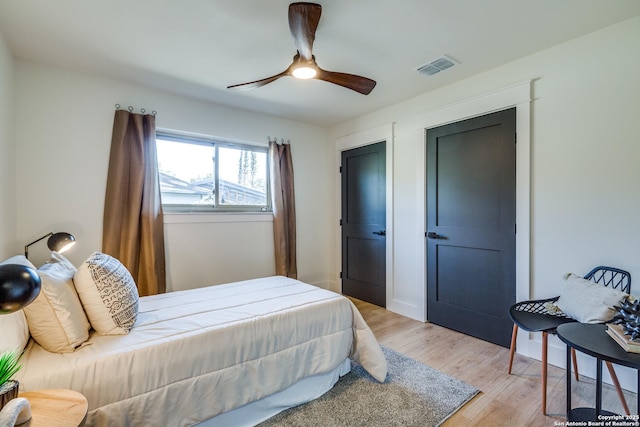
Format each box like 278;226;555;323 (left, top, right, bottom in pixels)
1;0;639;127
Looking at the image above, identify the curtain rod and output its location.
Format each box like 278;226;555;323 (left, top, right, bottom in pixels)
268;136;291;145
115;104;157;116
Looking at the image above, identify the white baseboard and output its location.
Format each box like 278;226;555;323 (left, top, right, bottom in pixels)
322;277;638;393
318;279;638;394
386;299;424;322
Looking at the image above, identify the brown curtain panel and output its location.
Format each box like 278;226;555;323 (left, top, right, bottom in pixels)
102;109;166;296
269;140;297;278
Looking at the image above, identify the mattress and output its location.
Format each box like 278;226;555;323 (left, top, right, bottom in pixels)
16;276;387;426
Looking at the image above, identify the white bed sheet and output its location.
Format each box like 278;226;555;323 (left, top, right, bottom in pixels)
17;276;387;426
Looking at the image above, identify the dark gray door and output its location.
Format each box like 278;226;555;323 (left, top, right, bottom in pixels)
426;108;516;347
341;142;386;307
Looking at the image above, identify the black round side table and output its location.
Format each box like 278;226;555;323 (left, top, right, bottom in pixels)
557;323;640;422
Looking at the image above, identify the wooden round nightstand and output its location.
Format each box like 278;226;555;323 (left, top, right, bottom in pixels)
17;389;88;427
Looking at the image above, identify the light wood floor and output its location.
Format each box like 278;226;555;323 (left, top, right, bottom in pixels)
351;298;637;427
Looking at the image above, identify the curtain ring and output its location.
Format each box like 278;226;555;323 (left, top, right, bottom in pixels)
127;106;134;112
115;104;120;110
152;111;157;116
140;108;146;114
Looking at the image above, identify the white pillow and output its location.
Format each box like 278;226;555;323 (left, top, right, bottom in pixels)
0;255;37;353
23;252;90;353
74;252;139;335
556;273;629;323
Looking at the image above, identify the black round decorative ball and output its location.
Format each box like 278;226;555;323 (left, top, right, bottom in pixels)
0;264;41;314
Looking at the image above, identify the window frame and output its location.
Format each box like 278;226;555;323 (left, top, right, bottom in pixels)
156;130;271;214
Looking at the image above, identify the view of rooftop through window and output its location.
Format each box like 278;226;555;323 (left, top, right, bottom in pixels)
156;134;269;211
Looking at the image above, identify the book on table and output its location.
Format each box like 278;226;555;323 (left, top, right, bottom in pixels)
606;324;640;354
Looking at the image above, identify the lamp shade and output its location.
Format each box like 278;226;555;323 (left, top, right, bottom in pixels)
0;264;41;314
24;231;77;259
47;232;76;254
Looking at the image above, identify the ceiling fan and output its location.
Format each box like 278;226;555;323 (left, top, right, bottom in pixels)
227;2;376;95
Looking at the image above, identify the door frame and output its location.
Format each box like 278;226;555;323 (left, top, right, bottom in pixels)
334;124;395;310
417;81;532;350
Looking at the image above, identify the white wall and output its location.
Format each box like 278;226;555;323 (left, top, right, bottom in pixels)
0;28;16;259
331;16;640;390
6;12;639;391
14;61;332;291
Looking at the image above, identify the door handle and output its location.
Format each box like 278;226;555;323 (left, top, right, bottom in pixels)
372;230;386;236
427;231;444;239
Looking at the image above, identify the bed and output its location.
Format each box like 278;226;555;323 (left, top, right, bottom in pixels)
14;274;387;426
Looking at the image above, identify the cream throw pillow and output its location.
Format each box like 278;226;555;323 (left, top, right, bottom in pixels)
23;252;90;353
0;255;37;353
74;252;139;335
555;273;629;323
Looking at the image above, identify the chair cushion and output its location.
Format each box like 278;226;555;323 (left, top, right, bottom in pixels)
555;273;629;323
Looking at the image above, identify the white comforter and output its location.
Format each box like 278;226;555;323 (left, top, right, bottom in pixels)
17;276;387;426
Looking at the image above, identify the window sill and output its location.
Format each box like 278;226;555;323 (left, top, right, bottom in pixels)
163;212;273;224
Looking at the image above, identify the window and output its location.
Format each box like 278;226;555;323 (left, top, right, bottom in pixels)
156;131;270;212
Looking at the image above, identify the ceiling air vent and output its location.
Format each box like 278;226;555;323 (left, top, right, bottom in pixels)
416;55;458;76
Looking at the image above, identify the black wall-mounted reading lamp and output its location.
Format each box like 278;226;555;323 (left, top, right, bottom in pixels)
24;232;76;260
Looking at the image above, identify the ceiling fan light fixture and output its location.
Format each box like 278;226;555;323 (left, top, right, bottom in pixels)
227;3;376;94
291;64;317;79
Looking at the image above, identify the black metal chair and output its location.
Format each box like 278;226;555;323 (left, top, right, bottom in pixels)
507;266;631;415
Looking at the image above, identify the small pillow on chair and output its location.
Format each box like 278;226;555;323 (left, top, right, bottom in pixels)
556;273;629;323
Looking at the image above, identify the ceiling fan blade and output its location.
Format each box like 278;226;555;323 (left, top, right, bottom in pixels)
227;69;290;91
288;2;322;60
316;68;377;95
